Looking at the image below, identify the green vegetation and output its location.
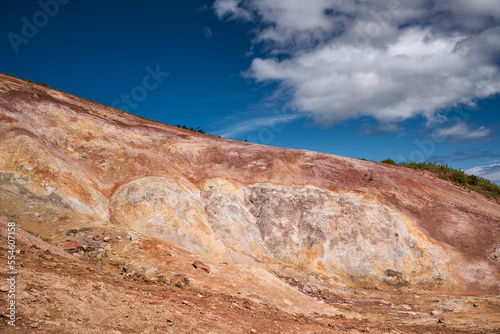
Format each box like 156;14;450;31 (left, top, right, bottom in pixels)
438;174;449;181
175;124;205;134
380;160;500;199
380;158;397;165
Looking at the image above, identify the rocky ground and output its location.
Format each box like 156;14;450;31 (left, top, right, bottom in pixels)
1;74;500;333
1;220;499;334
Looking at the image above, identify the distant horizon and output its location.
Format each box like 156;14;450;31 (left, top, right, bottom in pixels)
1;0;499;183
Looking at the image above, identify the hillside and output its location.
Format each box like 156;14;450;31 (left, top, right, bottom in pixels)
0;74;499;333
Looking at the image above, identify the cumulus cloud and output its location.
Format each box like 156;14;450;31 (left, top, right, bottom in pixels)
466;163;500;184
214;0;500;124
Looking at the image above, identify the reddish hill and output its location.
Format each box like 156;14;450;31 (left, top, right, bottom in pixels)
1;74;499;333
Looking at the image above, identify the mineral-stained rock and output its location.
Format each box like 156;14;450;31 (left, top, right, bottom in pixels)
57;240;82;253
0;73;499;296
193;260;211;273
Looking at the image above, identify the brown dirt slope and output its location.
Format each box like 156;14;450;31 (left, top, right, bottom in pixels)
0;74;499;333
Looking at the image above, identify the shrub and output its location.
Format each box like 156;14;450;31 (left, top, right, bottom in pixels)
381;159;397;165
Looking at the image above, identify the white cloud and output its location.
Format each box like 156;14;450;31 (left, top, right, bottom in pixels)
215;0;500;124
213;0;252;21
433;122;492;140
466;163;500;184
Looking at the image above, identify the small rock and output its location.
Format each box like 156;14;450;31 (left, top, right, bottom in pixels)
116;236;122;240
103;236;111;242
438;318;445;324
473;304;479;308
66;229;78;236
167;319;173;326
250;330;257;333
58;240;82;253
192;260;210;273
0;286;9;292
93;235;101;241
430;310;439;316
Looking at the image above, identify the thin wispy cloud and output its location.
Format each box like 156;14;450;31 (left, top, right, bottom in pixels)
466;163;500;184
214;113;305;138
433;122;493;140
203;26;213;38
430;149;500;163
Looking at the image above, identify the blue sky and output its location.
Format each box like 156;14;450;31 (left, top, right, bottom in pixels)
1;0;500;183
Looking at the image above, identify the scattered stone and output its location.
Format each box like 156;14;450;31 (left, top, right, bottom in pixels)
384;269;402;277
103;236;111;242
116;236;122;240
473;304;479;308
192;260;210;273
250;330;257;333
167;319;173;326
93;235;101;241
57;240;82;253
430;310;439;316
0;286;9;292
66;229;78;236
438;318;445;324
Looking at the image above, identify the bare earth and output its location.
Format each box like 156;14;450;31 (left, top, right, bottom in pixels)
0;74;499;333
